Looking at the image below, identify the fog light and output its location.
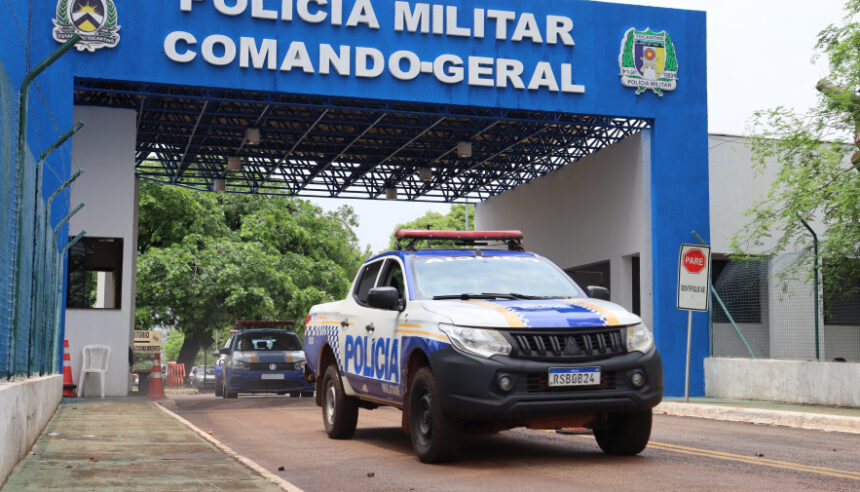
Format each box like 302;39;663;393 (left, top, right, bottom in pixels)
497;375;513;392
630;371;645;388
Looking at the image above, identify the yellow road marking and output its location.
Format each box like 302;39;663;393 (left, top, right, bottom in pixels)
466;300;526;328
648;440;860;480
394;328;449;342
398;323;422;329
567;435;859;481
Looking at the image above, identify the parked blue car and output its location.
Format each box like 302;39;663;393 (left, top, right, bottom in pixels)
214;329;314;398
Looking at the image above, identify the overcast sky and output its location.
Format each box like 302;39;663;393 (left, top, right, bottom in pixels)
311;0;849;253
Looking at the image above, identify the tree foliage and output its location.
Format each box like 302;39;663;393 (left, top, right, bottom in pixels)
386;204;471;250
136;181;366;369
733;0;859;297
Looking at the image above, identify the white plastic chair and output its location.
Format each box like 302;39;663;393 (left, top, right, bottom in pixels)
78;345;111;398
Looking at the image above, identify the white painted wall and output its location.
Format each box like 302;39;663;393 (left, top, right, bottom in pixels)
66;106;138;397
0;376;62;485
705;357;860;407
476;131;653;328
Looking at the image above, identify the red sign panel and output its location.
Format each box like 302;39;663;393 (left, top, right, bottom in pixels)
682;248;706;274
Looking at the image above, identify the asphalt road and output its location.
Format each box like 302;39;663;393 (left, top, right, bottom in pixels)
171;394;860;491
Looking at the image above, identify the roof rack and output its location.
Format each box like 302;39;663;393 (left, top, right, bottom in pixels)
395;229;524;251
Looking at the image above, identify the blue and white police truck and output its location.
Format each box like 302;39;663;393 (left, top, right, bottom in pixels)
303;230;662;463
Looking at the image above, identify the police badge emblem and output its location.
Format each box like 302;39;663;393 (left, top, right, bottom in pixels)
53;0;121;52
619;28;678;96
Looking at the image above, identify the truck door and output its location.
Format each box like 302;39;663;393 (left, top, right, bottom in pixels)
338;258;383;398
340;257;405;402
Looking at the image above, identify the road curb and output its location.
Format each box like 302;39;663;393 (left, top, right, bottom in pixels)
154;401;305;492
655;402;860;435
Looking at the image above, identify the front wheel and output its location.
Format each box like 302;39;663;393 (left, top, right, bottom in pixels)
408;367;462;463
321;365;358;439
222;371;237;399
593;410;652;455
214;378;222;396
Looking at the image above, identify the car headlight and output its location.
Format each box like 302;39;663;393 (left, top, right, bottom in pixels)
230;356;250;370
439;323;512;358
626;323;654;353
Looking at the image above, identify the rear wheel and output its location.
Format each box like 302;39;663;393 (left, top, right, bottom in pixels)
593;410;652;455
408;367;462;463
321;365;358;439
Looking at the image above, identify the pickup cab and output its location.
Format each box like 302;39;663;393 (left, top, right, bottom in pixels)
303;230;662;463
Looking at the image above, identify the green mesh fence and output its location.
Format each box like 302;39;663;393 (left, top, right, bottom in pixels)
0;60;65;379
0;62;14;377
712;254;860;362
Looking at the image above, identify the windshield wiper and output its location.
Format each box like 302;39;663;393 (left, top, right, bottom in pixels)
431;292;541;300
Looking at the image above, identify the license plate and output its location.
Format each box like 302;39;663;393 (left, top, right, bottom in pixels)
548;367;601;387
261;374;284;380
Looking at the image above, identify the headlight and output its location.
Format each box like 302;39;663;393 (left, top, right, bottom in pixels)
230;356;250;370
626;323;654;353
439;323;512;358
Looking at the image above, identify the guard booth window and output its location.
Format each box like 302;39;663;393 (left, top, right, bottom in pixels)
67;237;123;309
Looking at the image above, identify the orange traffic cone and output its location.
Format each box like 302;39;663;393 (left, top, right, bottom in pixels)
62;340;77;397
147;353;166;399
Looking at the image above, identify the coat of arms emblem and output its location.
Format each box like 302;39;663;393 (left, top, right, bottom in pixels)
619;28;678;96
52;0;121;52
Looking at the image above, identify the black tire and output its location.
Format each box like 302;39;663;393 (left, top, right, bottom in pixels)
222;371;238;399
214;378;222;397
321;365;358;439
593;410;652;455
289;391;300;397
408;367;462;463
301;391;314;398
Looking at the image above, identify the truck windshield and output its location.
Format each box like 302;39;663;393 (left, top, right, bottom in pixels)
411;255;586;300
235;332;301;352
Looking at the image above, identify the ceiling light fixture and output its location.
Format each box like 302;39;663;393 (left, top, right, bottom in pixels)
245;127;261;146
457;141;472;158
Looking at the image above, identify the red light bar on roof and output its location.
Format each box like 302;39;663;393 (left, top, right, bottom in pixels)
395;229;525;251
235;321;295;326
395;229;523;241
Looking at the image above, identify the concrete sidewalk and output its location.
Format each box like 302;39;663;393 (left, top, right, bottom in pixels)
0;398;285;491
657;397;860;434
3;396;858;491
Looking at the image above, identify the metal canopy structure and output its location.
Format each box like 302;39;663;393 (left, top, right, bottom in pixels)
74;78;650;203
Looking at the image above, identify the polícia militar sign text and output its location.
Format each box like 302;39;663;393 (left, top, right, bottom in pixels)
168;0;586;94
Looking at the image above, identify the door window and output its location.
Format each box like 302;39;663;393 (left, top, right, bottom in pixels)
353;260;384;305
379;259;407;304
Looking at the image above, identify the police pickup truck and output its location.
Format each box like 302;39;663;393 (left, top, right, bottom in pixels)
303;230;662;463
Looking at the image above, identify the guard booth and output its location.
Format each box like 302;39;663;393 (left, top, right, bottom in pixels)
3;0;708;396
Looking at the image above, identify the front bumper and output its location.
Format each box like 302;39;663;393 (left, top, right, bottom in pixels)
225;369;314;393
429;346;663;420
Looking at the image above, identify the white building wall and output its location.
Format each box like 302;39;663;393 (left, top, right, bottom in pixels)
475;131;653;328
66;106;138;397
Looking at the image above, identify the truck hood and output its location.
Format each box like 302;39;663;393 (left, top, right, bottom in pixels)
420;298;640;329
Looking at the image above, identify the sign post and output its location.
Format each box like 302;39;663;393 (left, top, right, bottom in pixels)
677;244;711;402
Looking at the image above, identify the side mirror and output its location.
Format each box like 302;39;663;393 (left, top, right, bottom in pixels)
367;286;403;311
218;347;230;355
586;285;610;301
212;351;220;358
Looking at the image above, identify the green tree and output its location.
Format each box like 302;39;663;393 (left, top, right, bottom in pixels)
733;0;859;297
387;204;471;250
135;181;366;372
